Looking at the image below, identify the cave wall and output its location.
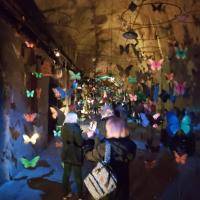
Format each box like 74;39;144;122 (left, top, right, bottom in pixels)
0;20;49;185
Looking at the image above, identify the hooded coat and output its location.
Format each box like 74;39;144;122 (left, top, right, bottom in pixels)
56;108;84;165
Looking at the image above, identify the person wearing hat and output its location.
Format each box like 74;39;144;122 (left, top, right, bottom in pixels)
50;107;84;200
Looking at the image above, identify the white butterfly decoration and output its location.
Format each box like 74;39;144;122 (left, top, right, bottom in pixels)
23;133;39;144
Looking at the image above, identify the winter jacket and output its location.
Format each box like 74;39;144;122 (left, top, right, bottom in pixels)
56;109;84;165
86;137;136;164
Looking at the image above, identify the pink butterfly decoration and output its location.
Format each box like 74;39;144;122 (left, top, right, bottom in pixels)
174;81;186;96
177;14;189;22
24;113;37;122
129;94;137;102
148;59;164;71
153;113;160;120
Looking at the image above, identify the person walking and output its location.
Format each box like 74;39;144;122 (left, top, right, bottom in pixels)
50;107;84;200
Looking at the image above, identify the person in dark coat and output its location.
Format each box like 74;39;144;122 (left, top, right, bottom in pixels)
50;107;84;200
85;116;137;200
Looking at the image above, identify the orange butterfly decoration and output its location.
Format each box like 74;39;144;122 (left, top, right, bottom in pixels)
165;73;174;82
144;160;157;169
36;88;42;99
24;41;34;48
173;151;187;165
9;127;20;140
23;113;37;122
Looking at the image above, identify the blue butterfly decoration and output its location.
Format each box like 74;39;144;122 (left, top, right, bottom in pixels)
166;112;191;136
55;87;73;100
136;113;150;127
153;84;159;103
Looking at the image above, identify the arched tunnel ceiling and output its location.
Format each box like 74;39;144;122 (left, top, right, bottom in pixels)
35;0;200;72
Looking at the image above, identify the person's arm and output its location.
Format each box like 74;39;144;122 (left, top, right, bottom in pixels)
50;106;65;125
85;142;105;162
74;126;84;147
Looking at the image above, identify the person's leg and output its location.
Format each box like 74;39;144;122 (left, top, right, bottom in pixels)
72;165;83;197
62;163;72;195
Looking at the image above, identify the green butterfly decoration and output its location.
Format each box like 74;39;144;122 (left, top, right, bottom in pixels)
136;91;146;102
175;47;187;59
53;126;62;137
20;156;40;168
96;75;112;81
61;162;64;168
26;90;35;98
128;77;137;84
69;70;81;80
32;72;43;78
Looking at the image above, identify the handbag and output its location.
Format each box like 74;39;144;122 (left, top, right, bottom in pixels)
84;140;117;199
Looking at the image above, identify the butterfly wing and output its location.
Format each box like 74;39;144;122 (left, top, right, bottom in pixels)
153;84;159;102
148;59;156;71
181;115;191;135
180;154;187;165
166;112;180;135
140;113;150;127
128;77;137;84
30;133;39;144
23;134;31;144
116;64;124;76
20;158;30;168
29;156;40;168
155;59;164;70
119;45;125;54
124;65;133;77
26;90;35;98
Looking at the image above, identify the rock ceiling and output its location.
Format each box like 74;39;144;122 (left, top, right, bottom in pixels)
35;0;200;73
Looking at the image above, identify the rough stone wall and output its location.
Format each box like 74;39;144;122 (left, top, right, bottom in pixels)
0;20;49;185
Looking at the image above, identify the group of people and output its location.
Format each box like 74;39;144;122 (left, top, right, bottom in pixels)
50;104;137;200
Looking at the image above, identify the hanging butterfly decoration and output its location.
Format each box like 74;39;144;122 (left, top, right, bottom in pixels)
153;84;159;103
148;59;164;71
148;113;163;128
53;126;62;137
26;90;35;98
128;77;137;84
173;151;187;165
129;93;137;102
135;112;150;127
175;47;187;59
69;70;81;80
165;73;174;82
151;3;165;12
24;41;34;48
23;113;37;122
36;88;42;99
119;44;130;55
130;43;142;63
23;133;39;144
135;90;147;103
9;127;20;140
159;89;170;103
116;64;133;77
52;87;73;100
32;72;43;79
20;156;40;168
95;75;113;81
174;81;186;96
166;112;191;136
144;160;157;169
177;14;190;23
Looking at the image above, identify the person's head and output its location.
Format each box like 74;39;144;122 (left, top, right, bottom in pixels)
105;116;129;138
100;104;114;119
64;112;78;123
